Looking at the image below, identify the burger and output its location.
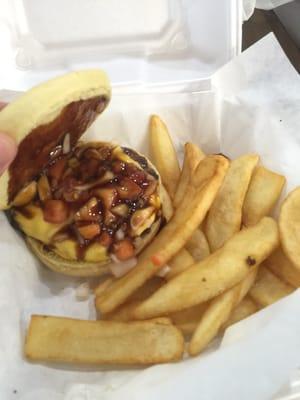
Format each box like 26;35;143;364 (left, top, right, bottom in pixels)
0;70;165;277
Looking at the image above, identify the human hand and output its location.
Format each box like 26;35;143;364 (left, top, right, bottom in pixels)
0;102;17;175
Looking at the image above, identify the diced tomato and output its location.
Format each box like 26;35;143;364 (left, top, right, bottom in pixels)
151;254;163;267
117;178;142;200
77;224;101;240
43;200;69;224
125;164;146;184
98;232;113;248
113;239;135;261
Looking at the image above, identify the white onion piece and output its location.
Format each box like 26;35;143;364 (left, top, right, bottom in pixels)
74;172;114;191
63;133;71;154
156;264;171;277
109;257;137;278
75;282;90;301
115;228;125;240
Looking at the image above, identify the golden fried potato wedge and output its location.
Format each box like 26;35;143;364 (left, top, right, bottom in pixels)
266;247;300;287
189;287;239;356
173;142;205;208
166;248;195;280
205;154;259;251
160;184;174;221
96;277;165;316
185;228;210;262
25;315;184;365
133;217;278;319
223;297;258;330
243;166;285;226
179;298;258;336
249;266;294;307
172;142;210;264
188;267;257;356
149;115;180;199
100;300;141;322
170;303;208;335
94;276;115;297
279;187;300;270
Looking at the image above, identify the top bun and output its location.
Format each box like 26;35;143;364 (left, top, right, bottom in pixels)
0;70;111;209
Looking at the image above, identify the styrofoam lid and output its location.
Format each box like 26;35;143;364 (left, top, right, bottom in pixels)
0;0;241;90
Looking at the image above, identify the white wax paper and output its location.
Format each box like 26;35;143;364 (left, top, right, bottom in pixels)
0;33;300;400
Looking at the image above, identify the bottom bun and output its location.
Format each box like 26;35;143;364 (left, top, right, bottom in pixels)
26;218;162;277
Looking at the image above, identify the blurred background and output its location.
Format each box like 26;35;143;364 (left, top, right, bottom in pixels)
244;0;300;72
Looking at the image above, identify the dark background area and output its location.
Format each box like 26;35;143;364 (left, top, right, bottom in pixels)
243;8;300;73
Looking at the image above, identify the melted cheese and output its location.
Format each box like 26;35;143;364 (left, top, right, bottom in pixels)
54;240;108;262
14;205;68;244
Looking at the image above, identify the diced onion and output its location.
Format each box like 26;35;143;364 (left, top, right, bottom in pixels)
74;172;114;191
109;257;137;278
63;133;71;154
115;228;125;241
156;264;171;277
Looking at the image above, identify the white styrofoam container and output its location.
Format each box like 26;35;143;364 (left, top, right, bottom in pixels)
0;2;299;400
0;0;242;91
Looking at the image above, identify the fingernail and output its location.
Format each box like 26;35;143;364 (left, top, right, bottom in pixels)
0;134;17;173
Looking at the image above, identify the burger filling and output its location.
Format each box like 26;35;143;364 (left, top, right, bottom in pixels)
12;140;162;264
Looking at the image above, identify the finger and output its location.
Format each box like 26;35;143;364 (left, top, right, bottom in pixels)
0;133;17;174
0;102;7;111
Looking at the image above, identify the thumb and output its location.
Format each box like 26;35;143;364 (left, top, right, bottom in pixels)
0;133;17;174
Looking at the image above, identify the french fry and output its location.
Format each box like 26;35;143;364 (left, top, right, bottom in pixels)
25;315;184;365
249;266;294;307
94;276;115;297
242;166;286;226
153;134;209;265
101;300;141;322
279;187;300;270
188;267;257;356
170;303;208;335
160;184;174;221
175;298;257;337
96;155;229;314
96;277;165;316
223;297;258;330
185;229;210;262
173;142;205;208
149;115;180;199
173;321;198;336
265;247;300;287
133;217;279;319
189;288;239;356
166;248;195;280
101;298;207;329
205;154;259;251
172;142;210;263
128;276;165;301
